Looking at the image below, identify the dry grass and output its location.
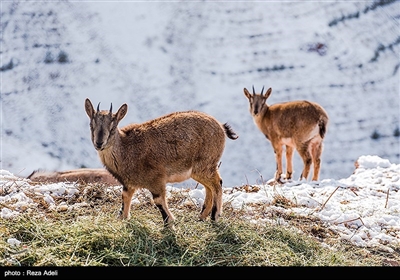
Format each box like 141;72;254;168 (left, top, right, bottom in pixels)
1;182;399;267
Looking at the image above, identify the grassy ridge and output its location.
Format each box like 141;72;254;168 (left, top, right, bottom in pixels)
1;183;399;267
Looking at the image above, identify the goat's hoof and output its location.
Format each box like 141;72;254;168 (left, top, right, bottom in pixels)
210;213;220;222
198;215;207;221
267;178;284;186
276;177;286;184
118;213;130;220
166;224;176;231
163;220;176;231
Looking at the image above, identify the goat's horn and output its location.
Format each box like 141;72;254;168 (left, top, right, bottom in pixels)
252;85;255;95
109;103;113;114
261;86;265;96
97;102;100;112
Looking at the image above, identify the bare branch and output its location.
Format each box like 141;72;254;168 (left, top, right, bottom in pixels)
319;186;339;211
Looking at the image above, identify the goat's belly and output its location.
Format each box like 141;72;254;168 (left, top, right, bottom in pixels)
281;137;295;147
167;168;192;183
281;125;320;147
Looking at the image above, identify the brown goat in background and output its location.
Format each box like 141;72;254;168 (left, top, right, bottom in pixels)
244;86;328;183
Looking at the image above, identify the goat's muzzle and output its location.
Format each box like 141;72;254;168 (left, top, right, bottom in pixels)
95;142;104;151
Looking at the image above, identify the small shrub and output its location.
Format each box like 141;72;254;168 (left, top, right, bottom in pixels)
307;42;327;56
57;51;69;63
0;59;14;71
371;130;381;140
394;127;400;137
44;51;54;64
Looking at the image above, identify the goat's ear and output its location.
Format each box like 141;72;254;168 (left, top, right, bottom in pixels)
116;104;128;123
264;88;272;99
85;98;94;118
243;88;251;99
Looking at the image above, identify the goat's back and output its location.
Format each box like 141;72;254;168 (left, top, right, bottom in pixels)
265;100;328;139
119;110;227;164
270;100;327;125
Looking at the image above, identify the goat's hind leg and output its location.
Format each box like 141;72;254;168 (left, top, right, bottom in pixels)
199;187;214;221
210;175;223;221
310;140;323;181
193;171;222;222
297;141;312;180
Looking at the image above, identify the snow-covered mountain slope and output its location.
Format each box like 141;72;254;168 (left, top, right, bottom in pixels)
1;0;399;187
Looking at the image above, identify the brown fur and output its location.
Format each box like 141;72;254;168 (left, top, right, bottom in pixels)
244;86;329;182
84;98;238;226
27;168;120;186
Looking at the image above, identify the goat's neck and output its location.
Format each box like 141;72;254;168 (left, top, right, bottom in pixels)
98;131;123;175
252;106;271;137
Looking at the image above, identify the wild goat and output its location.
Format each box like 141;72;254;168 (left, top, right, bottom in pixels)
84;98;238;226
244;86;329;183
27;168;120;186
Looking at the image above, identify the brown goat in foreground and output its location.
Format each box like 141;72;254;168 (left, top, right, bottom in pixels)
84;98;238;226
244;86;329;183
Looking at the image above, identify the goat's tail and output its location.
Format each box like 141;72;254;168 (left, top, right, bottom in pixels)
223;123;239;140
318;118;328;139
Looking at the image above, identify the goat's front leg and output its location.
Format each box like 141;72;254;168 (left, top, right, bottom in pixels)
273;144;284;183
120;186;136;219
285;145;294;180
151;189;175;227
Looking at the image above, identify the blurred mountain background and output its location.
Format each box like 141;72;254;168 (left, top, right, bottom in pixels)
1;0;399;187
